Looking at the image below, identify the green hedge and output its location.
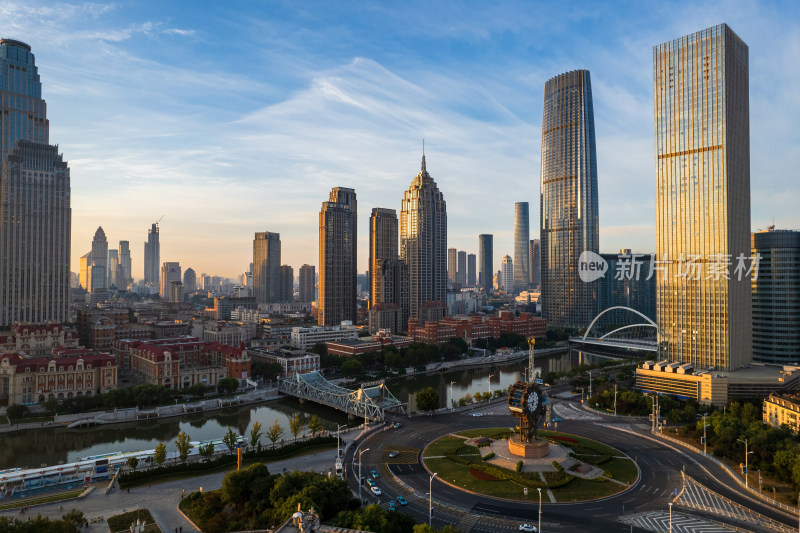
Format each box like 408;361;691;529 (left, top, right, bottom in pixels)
469;463;545;488
119;436;336;488
446;454;473;465
483;452;496;461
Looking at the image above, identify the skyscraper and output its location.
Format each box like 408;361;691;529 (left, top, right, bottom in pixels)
299;265;316;303
183;267;196;294
447;248;458;288
654;24;751;371
457;250;467;286
144;223;160;287
467;253;476;288
280;265;294;302
119;241;131;288
253;232;281;304
0;40;70;326
400;152;447;323
501;255;514;294
160;262;181;299
751;229;800;364
107;249;119;288
478;234;493;293
369;208;398;307
90;227;108;293
529;239;541;290
513;202;530;294
319;187;357;326
540;69;600;328
79;252;91;291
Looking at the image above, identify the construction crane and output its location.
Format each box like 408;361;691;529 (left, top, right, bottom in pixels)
154;215;164;228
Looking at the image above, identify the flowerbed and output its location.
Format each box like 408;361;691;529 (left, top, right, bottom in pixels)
469;466;500;480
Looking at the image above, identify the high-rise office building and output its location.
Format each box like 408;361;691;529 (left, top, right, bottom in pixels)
457;250;467;286
253;232;281;304
369;208;398;307
160;262;181;299
447;248;458;288
501;255;514;294
299;264;316;303
400;153;447;322
79;252;91;291
183;267;197;294
467;253;476;288
751;229;800;364
513;202;530;294
654;24;751;371
280;265;294;302
119;241;131;288
599;250;656;329
90;227;108;293
0;40;70;326
107;249;119;288
369;258;409;333
319;187;357;326
144;223;160;286
529;239;541;290
540;69;600;328
478;234;493;293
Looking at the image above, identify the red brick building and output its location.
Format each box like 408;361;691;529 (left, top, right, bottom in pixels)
407;312;546;345
0;323;79;356
327;329;413;356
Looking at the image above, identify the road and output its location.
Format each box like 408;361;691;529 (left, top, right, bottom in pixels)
346;393;798;533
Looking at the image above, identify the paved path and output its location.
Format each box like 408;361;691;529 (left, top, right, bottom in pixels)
0;446;340;532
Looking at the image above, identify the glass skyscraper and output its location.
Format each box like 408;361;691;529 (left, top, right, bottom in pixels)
654;24;752;371
0;39;71;326
478;234;493;293
319;187;357;326
144;223;160;287
513;202;530;294
400;153;447;322
253;231;281;304
540;69;599;329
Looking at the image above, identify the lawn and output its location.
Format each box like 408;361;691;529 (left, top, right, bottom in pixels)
0;489;84;511
457;428;514;440
423;435;468;457
425;457;540;501
602;458;638;484
107;508;161;532
550;477;622;501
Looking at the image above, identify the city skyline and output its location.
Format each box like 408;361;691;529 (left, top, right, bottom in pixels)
2;1;798;279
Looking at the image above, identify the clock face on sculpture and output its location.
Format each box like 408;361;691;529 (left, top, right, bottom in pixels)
526;390;539;413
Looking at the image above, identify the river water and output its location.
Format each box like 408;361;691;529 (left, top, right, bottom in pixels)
1;349;614;469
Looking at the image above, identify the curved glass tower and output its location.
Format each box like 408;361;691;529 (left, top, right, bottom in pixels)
513;202;530;294
540;69;599;329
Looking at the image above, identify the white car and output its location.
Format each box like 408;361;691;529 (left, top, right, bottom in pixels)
519;525;538;532
370;486;382;496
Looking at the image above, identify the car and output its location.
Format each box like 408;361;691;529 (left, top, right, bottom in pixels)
396;496;408;506
366;478;376;487
393;422;402;429
552;417;563;422
471;412;483;417
370;486;382;496
388;450;400;458
370;470;379;479
388;500;395;511
519;525;538;532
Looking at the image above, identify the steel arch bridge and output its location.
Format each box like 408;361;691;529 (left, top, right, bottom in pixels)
278;371;405;421
569;306;658;352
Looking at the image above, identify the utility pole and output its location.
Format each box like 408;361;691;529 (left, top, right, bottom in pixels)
488;374;494;397
450;381;456;409
737;438;751;489
586;370;592;400
702;414;710;456
614;384;617;416
429;472;438;526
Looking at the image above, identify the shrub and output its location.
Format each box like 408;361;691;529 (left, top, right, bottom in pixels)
516;460;523;472
446;454;473;466
552;460;564;473
483;452;496;461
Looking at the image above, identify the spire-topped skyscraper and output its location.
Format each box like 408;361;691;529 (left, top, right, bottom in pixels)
0;39;71;326
401;150;447;323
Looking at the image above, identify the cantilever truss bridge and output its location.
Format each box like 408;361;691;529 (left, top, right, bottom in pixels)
278;371;406;421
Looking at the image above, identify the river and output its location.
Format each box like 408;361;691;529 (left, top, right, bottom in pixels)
0;349;615;469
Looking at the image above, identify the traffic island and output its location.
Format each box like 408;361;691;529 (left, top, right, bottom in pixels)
422;428;639;502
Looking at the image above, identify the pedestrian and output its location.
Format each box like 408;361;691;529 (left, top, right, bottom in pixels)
127;488;130;494
179;527;182;533
175;528;178;533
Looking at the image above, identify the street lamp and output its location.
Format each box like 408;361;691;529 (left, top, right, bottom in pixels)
488;374;495;397
701;414;710;456
358;447;370;504
450;381;456;409
429;472;438;526
586;370;592;400
737;438;753;489
613;384;617;416
668;502;673;532
537;487;542;533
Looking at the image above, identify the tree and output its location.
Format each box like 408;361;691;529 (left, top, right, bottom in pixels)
222;427;239;451
311;342;328;357
249;421;263;448
307;415;323;436
289;413;305;441
341;358;364;378
176;431;193;461
198;442;215;461
44;397;58;414
217;377;239;395
416;386;439;412
266;419;284;446
126;456;139;471
154;442;167;465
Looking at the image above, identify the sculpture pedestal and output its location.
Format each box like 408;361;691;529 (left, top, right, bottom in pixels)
508;435;549;458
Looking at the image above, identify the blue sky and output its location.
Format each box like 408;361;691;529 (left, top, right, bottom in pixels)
4;0;799;279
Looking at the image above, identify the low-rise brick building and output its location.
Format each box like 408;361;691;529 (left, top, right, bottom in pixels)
407;312;546;345
326;329;413;356
0;323;79;356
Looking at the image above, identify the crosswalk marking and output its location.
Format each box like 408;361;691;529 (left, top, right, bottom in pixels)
621;510;735;532
551;400;601;420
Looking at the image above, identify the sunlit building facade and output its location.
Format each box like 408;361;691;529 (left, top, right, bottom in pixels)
513;202;530;294
319;187;357;326
654;24;751;371
369;208;398;307
253;231;281;304
540;69;599;329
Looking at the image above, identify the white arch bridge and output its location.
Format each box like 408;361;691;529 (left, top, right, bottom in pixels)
569;306;658;353
278;371;406;421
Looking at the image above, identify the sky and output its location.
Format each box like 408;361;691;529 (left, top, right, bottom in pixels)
3;0;799;280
